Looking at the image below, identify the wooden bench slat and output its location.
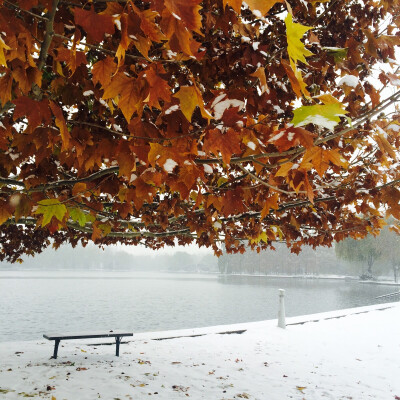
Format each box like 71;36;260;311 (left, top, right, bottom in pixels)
43;331;133;340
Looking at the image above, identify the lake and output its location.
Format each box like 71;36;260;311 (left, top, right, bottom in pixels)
0;271;397;342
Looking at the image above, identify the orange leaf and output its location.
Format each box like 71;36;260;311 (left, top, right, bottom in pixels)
246;0;282;16
74;7;115;43
164;0;202;33
142;65;171;109
275;162;294;177
261;193;279;219
49;102;70;150
203;128;241;165
0;73;12;106
72;182;87;196
92;57;117;88
0;200;12;225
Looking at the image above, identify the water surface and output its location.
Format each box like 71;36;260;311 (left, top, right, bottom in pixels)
0;271;396;342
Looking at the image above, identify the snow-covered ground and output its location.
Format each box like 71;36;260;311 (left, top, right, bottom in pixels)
0;302;399;400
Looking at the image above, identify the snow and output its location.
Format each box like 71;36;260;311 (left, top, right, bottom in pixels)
387;123;400;132
212;98;245;120
114;19;121;31
247;141;256;150
0;303;399;399
296;115;337;131
338;75;359;87
203;164;213;174
164;105;179;115
163;159;177;173
82;90;94;96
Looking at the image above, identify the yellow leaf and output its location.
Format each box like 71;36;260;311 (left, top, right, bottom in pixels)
0;37;11;67
375;131;397;160
34;199;67;227
250;231;268;244
275;162;294;177
296;386;307;393
285;14;313;70
173;85;212;122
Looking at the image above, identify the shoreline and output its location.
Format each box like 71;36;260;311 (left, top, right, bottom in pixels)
1;302;399;399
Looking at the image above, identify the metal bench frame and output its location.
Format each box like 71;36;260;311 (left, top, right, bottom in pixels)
43;331;133;359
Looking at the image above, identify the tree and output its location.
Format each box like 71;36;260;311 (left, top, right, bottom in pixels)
335;235;382;278
1;0;400;262
376;222;400;282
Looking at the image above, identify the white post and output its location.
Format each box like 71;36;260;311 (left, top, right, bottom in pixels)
278;289;286;329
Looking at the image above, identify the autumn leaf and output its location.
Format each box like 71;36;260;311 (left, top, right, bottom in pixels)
0;200;12;225
74;7;115;43
281;59;310;98
173;85;212;122
92;57;117;88
164;0;202;33
0;36;10;67
69;207;87;227
142;65;171;109
250;231;269;244
34;199;67;227
375;130;397;159
49;102;71;149
291;103;348;131
203;128;241;164
285;13;313;70
261;193;279;219
13;97;51;129
0;73;12;105
301;147;348;176
246;0;282;16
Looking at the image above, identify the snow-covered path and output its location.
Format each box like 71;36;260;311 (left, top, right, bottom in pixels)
0;302;399;399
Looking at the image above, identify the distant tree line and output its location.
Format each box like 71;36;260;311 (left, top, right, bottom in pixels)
0;245;218;273
218;224;400;281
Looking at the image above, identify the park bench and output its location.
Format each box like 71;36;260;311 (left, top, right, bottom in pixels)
43;330;133;359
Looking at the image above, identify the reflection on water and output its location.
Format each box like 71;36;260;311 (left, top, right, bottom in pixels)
0;271;397;342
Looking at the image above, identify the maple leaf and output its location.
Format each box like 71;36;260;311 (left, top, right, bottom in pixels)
173;85;212;122
164;0;202;33
68;207;87;227
49;102;71;150
141;65;171;109
285;14;313;70
291;103;348;131
300;147;348;176
13;97;51;129
74;7;115;43
34;199;67;227
281;59;310;98
92;57;117;88
0;200;12;225
375;131;397;159
0;73;12;105
246;0;282;16
132;4;165;42
203;128;242;165
269;126;315;151
0;36;10;67
261;193;279;219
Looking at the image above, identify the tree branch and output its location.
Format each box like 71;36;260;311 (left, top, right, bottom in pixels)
37;0;59;71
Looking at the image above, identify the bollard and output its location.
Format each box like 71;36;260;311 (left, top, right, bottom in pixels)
277;289;286;329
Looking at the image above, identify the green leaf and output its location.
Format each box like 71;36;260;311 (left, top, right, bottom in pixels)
68;207;87;227
323;47;348;62
34;199;67;227
291;103;348;131
285;13;313;70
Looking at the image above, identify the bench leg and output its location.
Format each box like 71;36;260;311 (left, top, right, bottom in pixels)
115;336;121;356
52;339;60;359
